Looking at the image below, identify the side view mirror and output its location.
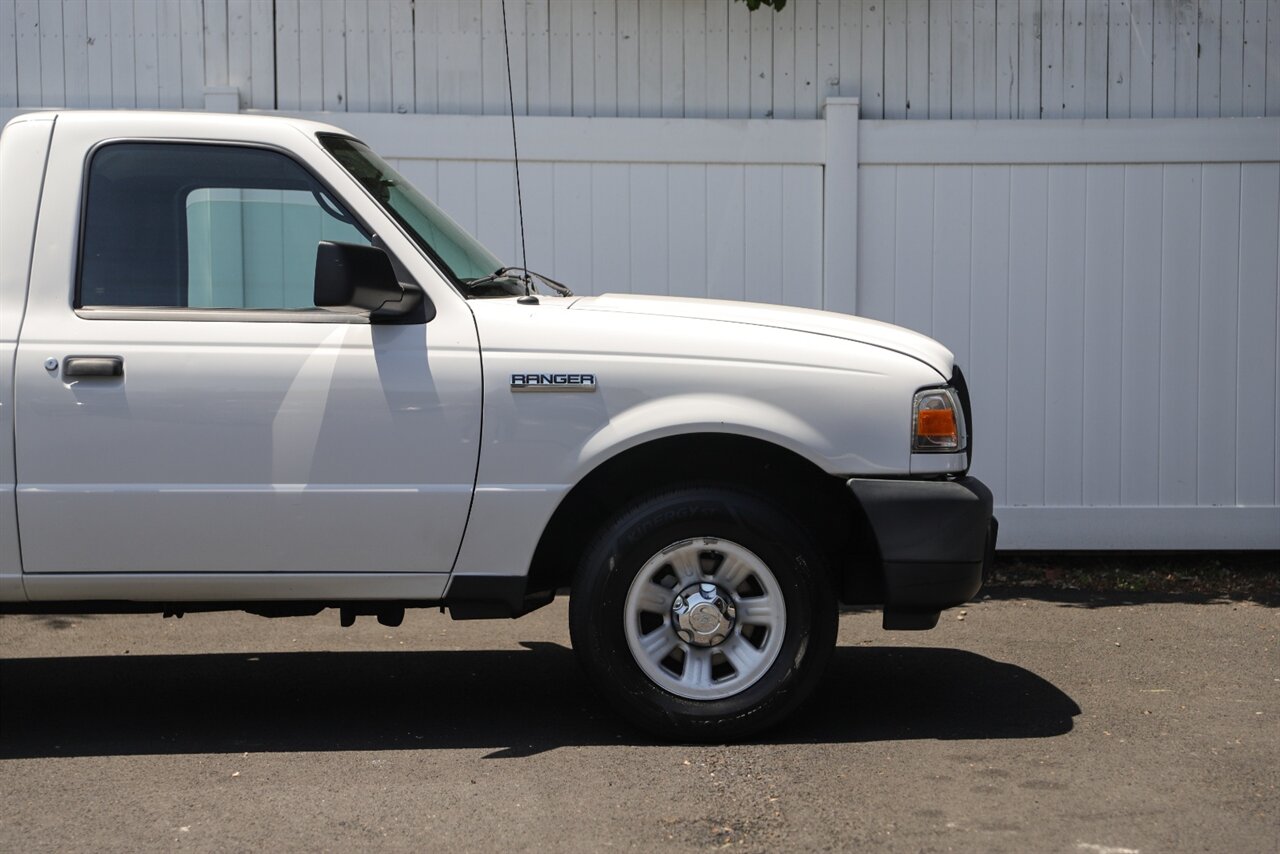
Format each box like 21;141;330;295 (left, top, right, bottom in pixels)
314;241;433;323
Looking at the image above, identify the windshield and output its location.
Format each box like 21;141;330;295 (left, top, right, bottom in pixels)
318;134;502;285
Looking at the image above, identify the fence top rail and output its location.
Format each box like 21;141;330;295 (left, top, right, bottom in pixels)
859;118;1280;166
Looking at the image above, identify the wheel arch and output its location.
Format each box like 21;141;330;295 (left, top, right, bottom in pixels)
524;432;876;604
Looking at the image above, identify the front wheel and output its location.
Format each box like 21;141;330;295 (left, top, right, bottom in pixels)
569;485;838;741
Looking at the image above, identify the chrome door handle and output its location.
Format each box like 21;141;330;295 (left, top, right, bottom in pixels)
63;356;124;378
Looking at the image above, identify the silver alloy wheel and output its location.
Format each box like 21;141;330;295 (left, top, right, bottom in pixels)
623;538;787;701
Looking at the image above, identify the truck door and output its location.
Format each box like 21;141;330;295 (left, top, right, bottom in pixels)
14;141;481;577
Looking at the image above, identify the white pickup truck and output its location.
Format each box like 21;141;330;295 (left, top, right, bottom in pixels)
0;111;995;739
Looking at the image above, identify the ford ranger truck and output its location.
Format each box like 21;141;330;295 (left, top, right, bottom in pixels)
0;111;996;740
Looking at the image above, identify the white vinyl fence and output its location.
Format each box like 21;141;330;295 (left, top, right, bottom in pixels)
3;102;1277;549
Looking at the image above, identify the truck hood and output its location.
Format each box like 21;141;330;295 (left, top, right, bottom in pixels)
569;293;954;377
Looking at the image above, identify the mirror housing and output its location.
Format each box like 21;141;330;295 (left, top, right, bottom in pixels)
314;241;433;323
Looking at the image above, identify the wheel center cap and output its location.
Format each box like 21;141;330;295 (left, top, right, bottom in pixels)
671;582;736;647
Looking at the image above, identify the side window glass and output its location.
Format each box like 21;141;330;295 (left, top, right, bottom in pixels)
80;143;369;310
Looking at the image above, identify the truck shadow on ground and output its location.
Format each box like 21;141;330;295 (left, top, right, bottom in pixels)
0;644;1078;759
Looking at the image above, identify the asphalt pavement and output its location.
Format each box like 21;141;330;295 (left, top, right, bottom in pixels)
0;591;1275;852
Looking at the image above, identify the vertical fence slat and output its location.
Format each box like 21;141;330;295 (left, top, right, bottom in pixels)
772;0;797;119
1198;0;1222;117
1197;163;1241;505
743;165;784;304
929;0;951;117
904;0;928;119
320;0;344;110
1159;164;1202;505
0;0;15;107
1267;0;1280;115
931;166;973;364
1108;0;1131;117
1016;0;1039;117
1236;162;1280;503
275;0;300;110
1130;0;1154;116
110;0;136;106
1006;165;1049;507
366;0;392;113
521;162;554;271
390;0;414;113
881;0;907;119
860;0;883;117
727;0;751;117
523;0;549;115
668;164;708;298
750;0;772;116
660;0;684;117
592;163;631;291
62;0;88;108
1061;0;1086;118
553;164;594;288
175;0;202;108
794;0;819;117
707;0;731;118
630;163;669;293
615;0;640;116
594;0;618;116
1120;164;1162;503
480;0;506;115
817;0;839;107
1173;0;1199;117
837;0;860;99
1040;0;1064;117
973;0;996;117
968;165;1011;501
414;0;440;114
995;0;1017;117
856;166;896;322
1152;0;1176;115
1220;0;1244;116
684;0;708;117
570;0;594;116
156;0;183;108
782;165;824;308
86;0;111;107
637;0;661;116
706;164;746;301
1083;0;1108;117
226;0;250;105
1082;165;1125;506
36;0;63;106
249;0;272;109
950;0;975;118
1044;164;1086;506
342;0;368;112
893;165;934;333
131;0;157;108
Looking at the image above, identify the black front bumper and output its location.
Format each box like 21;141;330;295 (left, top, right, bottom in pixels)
846;476;997;629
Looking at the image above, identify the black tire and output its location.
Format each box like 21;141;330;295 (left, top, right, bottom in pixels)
569;484;838;741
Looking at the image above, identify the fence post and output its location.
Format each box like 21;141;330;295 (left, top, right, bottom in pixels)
822;97;860;315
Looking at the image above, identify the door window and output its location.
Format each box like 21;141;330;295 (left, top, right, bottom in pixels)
79;143;368;310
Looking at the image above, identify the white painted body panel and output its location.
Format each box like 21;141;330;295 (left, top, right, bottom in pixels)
11;112;482;584
451;296;959;580
0;114;55;600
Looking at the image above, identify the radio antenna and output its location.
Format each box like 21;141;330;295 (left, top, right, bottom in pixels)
500;0;531;295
